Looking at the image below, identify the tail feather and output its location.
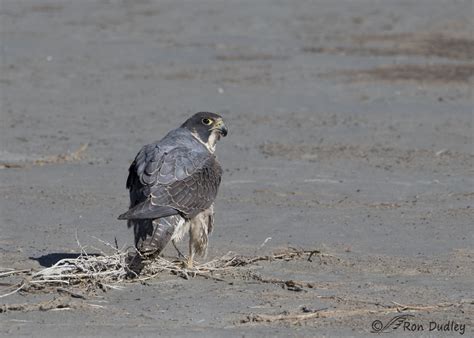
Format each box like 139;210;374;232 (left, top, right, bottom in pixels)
125;253;145;277
126;215;183;276
136;215;181;256
118;200;178;220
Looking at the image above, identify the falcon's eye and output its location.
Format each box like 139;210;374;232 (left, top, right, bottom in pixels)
202;118;213;125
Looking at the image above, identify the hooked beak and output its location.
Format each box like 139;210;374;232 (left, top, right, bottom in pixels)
213;119;228;137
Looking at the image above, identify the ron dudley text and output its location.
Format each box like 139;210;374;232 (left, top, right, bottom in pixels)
404;320;466;335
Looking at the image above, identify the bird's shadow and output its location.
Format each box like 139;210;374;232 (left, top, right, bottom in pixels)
30;252;100;268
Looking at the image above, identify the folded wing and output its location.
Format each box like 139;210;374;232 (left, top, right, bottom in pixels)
119;145;222;220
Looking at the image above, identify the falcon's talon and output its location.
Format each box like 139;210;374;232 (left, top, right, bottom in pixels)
119;113;227;275
185;258;194;270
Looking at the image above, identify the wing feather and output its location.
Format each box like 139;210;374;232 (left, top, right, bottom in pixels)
120;141;222;221
150;156;222;217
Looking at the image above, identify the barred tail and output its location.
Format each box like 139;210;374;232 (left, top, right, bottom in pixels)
127;215;183;276
137;215;182;256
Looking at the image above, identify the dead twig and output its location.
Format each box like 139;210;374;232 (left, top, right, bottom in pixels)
391;301;455;311
34;144;88;166
194;272;229;283
249;274;312;292
0;144;88;169
0;282;26;298
0;269;30;278
241;301;463;325
215;248;322;268
0;297;73;313
56;287;87;299
242;308;396;324
244;308;329;323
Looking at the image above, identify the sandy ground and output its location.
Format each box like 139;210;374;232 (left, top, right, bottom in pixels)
1;0;473;336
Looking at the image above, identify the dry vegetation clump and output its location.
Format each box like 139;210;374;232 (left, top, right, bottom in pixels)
0;238;320;301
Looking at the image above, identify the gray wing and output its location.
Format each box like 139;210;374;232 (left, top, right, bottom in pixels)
119;145;222;220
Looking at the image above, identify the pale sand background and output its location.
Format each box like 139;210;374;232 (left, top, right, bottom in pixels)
1;0;472;336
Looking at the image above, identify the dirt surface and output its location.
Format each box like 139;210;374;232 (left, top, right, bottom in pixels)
1;0;473;336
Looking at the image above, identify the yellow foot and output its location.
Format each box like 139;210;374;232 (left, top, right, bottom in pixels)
186;257;194;269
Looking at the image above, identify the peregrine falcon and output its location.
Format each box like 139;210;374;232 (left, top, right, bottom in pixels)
118;112;228;274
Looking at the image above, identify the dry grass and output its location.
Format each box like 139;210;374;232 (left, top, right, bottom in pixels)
142;247;321;283
0;144;88;169
0;238;320;302
33;143;89;166
1;240;469;322
241;304;458;325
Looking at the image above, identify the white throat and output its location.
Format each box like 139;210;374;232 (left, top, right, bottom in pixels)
191;131;218;153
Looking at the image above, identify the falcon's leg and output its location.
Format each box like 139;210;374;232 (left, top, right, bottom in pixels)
187;238;195;269
187;217;201;269
186;209;212;269
172;240;185;258
170;218;189;264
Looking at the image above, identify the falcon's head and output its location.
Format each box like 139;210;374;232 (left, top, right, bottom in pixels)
181;112;228;153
